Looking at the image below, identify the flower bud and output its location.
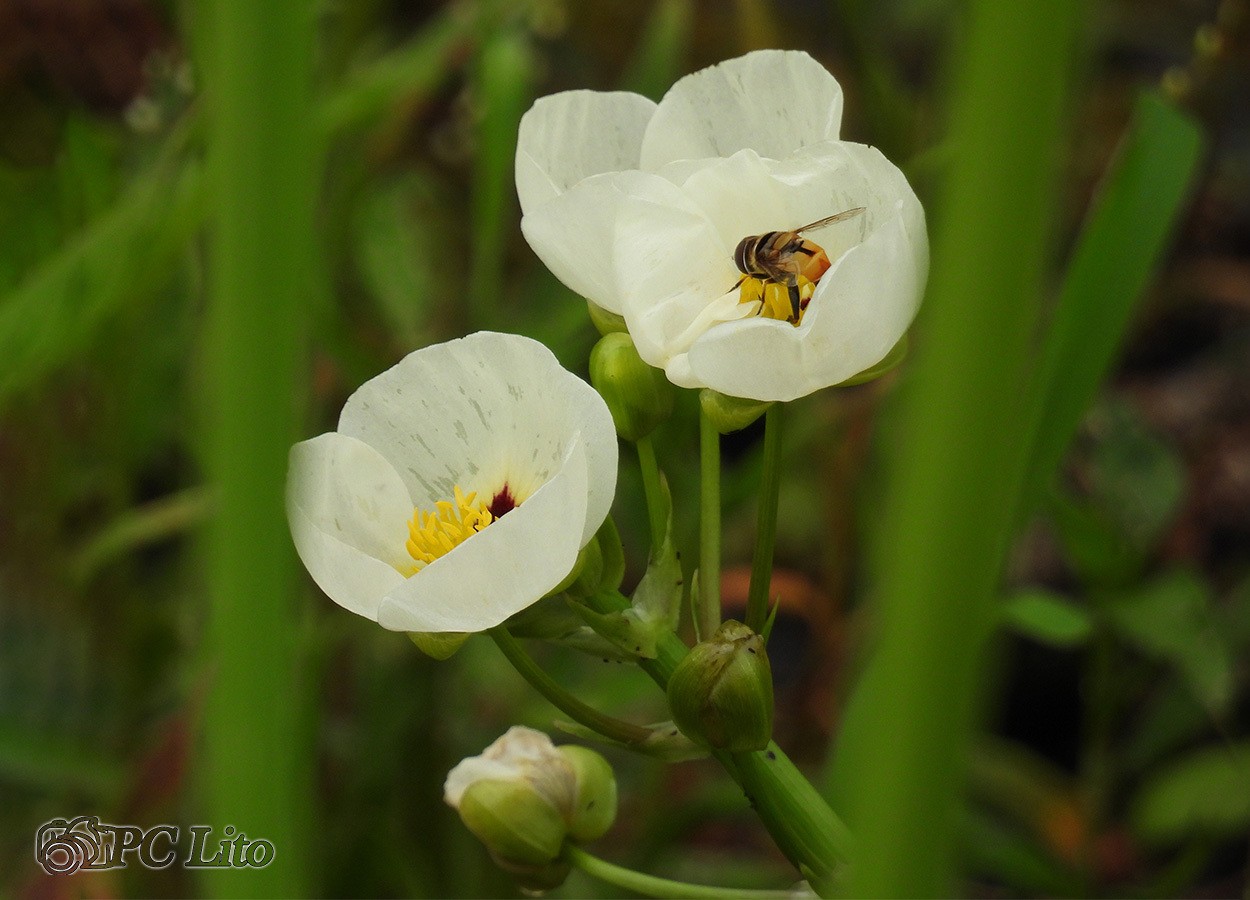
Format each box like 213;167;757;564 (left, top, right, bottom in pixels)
444;727;617;885
666;620;774;751
590;332;674;442
699;389;773;434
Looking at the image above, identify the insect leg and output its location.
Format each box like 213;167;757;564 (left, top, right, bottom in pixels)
785;276;801;323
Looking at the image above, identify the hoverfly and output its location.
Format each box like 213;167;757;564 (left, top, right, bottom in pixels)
732;207;866;324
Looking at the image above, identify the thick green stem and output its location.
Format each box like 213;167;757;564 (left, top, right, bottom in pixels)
489;628;653;746
746;404;783;634
636;435;667;550
200;1;314;894
698;409;722;638
586;591;850;895
563;843;796;899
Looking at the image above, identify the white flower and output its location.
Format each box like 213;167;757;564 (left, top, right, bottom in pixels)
286;332;617;633
516;49;928;402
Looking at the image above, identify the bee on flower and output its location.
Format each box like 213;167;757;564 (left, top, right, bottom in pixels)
516;50;929;402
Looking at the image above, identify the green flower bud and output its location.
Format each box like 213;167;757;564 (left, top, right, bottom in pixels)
666;620;774;751
445;727;618;888
699;389;773;434
590;332;674;442
558;745;617;842
587;301;628;336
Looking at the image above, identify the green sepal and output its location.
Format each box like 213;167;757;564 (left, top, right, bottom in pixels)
589;516;626;595
458;778;566;866
408;631;471;660
504;595;636;661
568;479;682;659
833;334;909;387
760;599;780;645
548;516;625;600
699;388;773;434
553;719;708;763
558;745;618;842
587;300;628;336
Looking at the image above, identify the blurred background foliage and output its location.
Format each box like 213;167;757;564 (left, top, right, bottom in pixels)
0;0;1248;896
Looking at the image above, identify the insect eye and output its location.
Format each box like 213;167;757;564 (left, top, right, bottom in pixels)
733;237;752;272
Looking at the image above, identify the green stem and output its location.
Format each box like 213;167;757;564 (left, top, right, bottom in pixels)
698;408;722;639
200;1;314;894
563;843;796;900
635;435;667;550
746;404;783;634
488;628;653;746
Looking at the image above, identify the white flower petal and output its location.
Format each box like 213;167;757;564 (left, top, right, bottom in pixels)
516;90;656;215
337;332;616;546
286;433;412;619
613;188;740;368
639;50;843;171
521;171;678;314
376;440;590;633
445;727;574;815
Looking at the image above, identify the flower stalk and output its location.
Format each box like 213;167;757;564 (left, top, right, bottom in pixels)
488;627;654;747
746;404;784;634
562;844;798;900
635;435;668;551
698;408;722;639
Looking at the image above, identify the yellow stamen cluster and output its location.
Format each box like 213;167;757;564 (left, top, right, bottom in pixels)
738;276;816;324
405;485;494;570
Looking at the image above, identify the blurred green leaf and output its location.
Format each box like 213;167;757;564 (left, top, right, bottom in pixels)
1220;574;1250;650
0;161;204;413
1048;489;1141;586
620;0;693;100
55;114;118;225
1104;569;1234;717
1084;399;1185;553
350;173;439;346
470;29;536;324
1122;680;1213;777
316;6;479;140
1021;92;1204;513
1131;742;1250;843
0;723;126;800
961;809;1083;898
1001;590;1092;647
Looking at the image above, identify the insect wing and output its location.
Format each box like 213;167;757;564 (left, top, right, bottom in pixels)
795;207;866;233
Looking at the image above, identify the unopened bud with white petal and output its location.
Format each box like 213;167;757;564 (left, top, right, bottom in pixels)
444;727;617;886
590;332;674;442
666;620;774;751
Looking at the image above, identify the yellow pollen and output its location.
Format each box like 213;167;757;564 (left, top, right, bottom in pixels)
737;275;816;325
403;485;494;572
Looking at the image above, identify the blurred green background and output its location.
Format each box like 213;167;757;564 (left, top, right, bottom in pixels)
1;0;1248;897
